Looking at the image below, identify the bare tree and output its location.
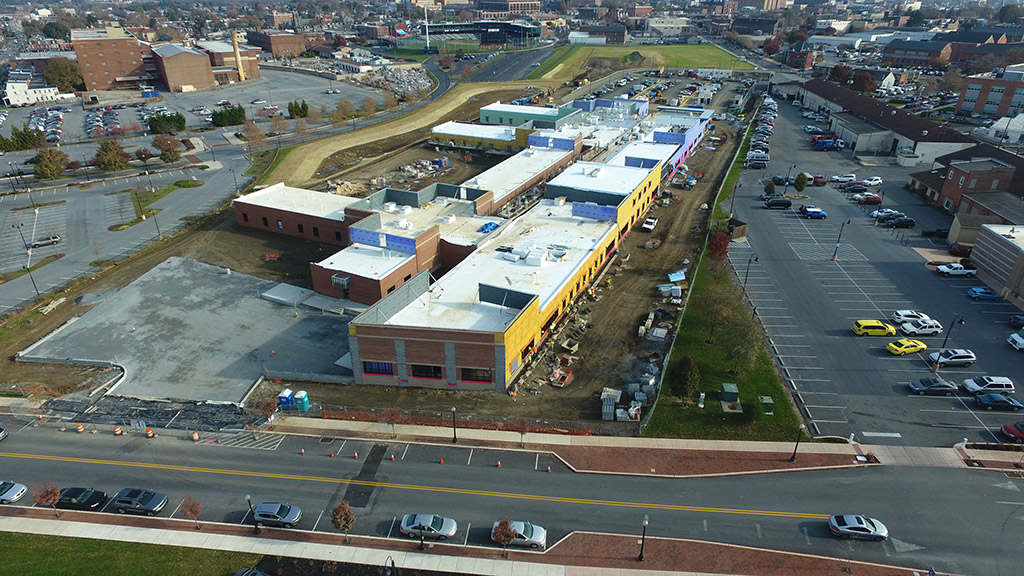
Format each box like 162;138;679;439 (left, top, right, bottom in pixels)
380;407;403;438
269;113;289;135
491;517;516;557
293;117;309;141
242;120;265;153
508;416;531;447
335;99;355;117
181;494;202;529
331;500;356;542
382;91;398;110
33;481;61;516
360;96;377;120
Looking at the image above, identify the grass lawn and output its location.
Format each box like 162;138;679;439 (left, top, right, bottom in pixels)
528;45;573;79
0;532;258;576
550;45;755;81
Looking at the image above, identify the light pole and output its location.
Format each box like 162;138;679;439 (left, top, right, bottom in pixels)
783;163;797;194
637;515;649;562
383;556;396;576
831;218;852;261
82;153;90;181
789;423;806;462
230;168;239;196
451;406;457;443
12;224;40;299
245;493;260;534
933;314;965;374
729;182;740;217
741;253;758;300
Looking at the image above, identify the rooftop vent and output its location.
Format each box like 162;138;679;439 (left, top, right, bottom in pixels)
383;201;397;212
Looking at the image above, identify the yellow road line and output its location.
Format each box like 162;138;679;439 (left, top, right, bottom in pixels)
0;452;829;519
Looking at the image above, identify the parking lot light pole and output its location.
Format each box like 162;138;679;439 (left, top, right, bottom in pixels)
783;163;797;193
637;515;649;562
742;253;758;300
933;314;965;374
13;225;40;299
832;219;852;261
245;493;260;534
789;423;806;462
451;406;458;443
230;168;239;196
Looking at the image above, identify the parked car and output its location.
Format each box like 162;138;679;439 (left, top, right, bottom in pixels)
862;176;884;186
908;376;957;396
30;234;61;248
1000;422;1024;443
858;194;883;205
1010;314;1024;328
976;393;1024;411
886;339;927;355
827;514;888;541
812;174;827;186
886;217;916;228
400;513;458;540
491;520;547;549
745;161;767;170
847;186;870;195
0;480;26;504
253;502;301;528
968;287;1002;300
852;320;896;336
0;426;6;441
831;173;857;183
801;206;828;219
112;488;168;515
927;348;977;367
900;319;943;336
962;376;1015;395
891;310;930;323
56;487;108;511
763;197;792;209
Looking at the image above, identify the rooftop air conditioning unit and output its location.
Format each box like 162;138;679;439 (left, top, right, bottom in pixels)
383;201;397;212
401;205;413;214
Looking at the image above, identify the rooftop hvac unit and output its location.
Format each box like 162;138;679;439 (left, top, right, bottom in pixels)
396;218;412;230
401;205;413;214
383;201;397;212
442;214;456;224
502;252;522;262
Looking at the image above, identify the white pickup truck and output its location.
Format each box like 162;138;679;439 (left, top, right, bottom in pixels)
642;217;658;232
936;263;978;277
1009;329;1024;351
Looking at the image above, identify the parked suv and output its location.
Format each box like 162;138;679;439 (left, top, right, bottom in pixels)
900;319;943;336
927;348;977;367
253;502;302;528
112;488;168;516
30;234;61;248
763;197;792;209
962;376;1015;395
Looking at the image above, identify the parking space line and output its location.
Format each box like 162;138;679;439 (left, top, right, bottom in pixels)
803;404;847;409
784;366;825;370
860;432;902;438
777;355;817;358
771;334;807;337
772;344;811;347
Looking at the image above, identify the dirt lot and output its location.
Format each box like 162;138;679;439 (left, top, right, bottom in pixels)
1;81;742;436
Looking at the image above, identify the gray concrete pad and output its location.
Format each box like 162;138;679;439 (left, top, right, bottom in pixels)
22;257;349;403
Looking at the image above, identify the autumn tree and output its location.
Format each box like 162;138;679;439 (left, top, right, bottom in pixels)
42;57;83;92
382;91;398;109
64;159;83;175
762;36;782;56
330;108;347;127
135;147;154;165
242;120;265;152
851;71;877;93
96;139;129;172
361;96;377;119
491;517;516;557
33;481;61;516
707;230;730;261
293;117;309;140
182;494;202;529
336;98;355;118
306;106;322;124
829;64;853;84
331;500;356;542
33;148;69;180
152;134;182;163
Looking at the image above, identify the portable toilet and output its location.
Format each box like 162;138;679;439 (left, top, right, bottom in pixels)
294;390;310;411
278;388;294;410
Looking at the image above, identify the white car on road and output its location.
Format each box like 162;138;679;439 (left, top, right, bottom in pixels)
862;176;884;186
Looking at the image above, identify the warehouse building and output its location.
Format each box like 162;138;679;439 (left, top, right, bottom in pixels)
479;101;582;130
152;44;216;92
429;121;534;154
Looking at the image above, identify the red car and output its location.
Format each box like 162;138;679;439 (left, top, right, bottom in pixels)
857;194;882;205
812;175;827;186
1002;422;1024;443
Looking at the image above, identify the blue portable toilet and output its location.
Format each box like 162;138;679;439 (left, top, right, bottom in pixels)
294;390;310;411
278;388;294;410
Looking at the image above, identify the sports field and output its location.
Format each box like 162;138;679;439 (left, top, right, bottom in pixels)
537;44;754;80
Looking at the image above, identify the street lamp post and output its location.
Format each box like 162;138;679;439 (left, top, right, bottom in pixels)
12;224;41;299
230;169;239;196
82;153;90;181
451;406;458;443
742;253;759;300
783;163;797;194
789;424;806;462
637;515;649;562
729;182;740;217
933;314;965;374
831;218;852;261
245;493;260;534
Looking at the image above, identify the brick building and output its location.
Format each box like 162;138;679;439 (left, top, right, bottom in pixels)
197;40;261;81
882;39;952;66
957;64;1024;118
908;143;1022;216
246;30;305;59
476;0;542;18
151;44;215;92
72;27;156;91
265;11;294;28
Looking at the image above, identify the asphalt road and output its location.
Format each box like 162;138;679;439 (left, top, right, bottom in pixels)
731;99;1024;447
0;421;1016;575
470;47;555;82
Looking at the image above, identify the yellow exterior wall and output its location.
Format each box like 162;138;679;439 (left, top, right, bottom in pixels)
615;164;663;231
431;128;534;153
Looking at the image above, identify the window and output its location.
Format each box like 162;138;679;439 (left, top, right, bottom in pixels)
968;178;976;189
85;63;90;67
363;361;394;376
98;52;103;57
262;217;268;226
242;213;248;222
461;367;492;382
313;226;319;237
410;364;442;379
404;274;411;281
948;170;954;180
958;177;965;187
276;220;283;229
334;231;341;241
297;223;304;233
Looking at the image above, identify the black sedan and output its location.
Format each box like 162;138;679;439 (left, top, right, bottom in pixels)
908;377;958;396
886;217;916;229
1010;314;1024;328
976;393;1024;411
56;487;108;511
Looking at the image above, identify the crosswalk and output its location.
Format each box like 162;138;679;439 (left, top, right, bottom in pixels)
788;242;868;261
211;431;284;450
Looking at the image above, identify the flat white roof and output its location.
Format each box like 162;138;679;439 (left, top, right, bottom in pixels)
432;120;517;141
482;101;561;117
984;224;1024;251
315;243;415;279
605;141;679;166
462;146;573;203
232;182;359;221
372;196;495;242
546;161;651;196
383;199;616;332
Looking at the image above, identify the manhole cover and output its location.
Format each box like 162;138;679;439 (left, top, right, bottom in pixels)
318;436;335;444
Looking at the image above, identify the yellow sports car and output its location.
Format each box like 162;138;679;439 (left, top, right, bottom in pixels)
886;339;928;356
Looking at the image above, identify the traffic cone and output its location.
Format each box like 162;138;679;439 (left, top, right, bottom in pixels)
300;448;306;455
145;428;154;438
497;460;501;468
191;431;199;442
390;454;395;461
76;423;85;433
131;327;137;333
439;457;444;464
354;452;359;460
330;450;335;457
113;425;122;436
546;466;551;473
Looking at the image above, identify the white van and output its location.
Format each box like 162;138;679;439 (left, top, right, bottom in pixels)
746;152;770;163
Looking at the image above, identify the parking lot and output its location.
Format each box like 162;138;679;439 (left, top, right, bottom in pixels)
732;97;1024;447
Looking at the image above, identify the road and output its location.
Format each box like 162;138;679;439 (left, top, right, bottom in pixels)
0;420;1015;575
730;97;1024;447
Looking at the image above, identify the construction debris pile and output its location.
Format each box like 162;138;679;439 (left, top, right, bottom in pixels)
357;67;433;99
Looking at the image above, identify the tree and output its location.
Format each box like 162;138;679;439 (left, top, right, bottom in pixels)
336;99;356;118
720;307;760;376
939;69;963;93
361;96;377;119
702;272;738;343
331;500;356;542
182;494;202;529
33;149;69;180
269;113;289;136
96;140;129;172
307;106;322;124
491;517;516;557
147;112;186;134
851;71;877;92
460;66;473;80
379;407;403;438
998;4;1024;22
242;120;265;152
508;416;531;447
135;147;153;165
152;134;182;163
763;181;775;196
330;109;347;127
707;230;730;261
300;100;309;117
828;64;852;84
382;91;399;109
33;481;61;516
42;57;83;92
42;22;71;41
793;172;807;193
667;355;700;400
294;117;309;140
211;106;246;127
64;159;83;175
762;37;782;56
